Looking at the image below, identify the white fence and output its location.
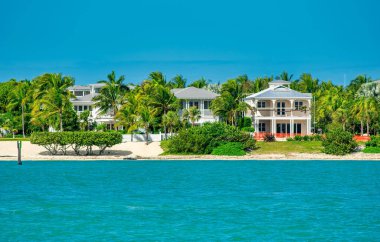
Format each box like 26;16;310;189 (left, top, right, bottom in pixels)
122;133;175;142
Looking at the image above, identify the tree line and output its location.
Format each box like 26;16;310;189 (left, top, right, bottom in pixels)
0;71;379;138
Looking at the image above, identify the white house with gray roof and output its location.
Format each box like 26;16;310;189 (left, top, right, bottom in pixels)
68;83;115;129
245;80;312;139
171;87;219;124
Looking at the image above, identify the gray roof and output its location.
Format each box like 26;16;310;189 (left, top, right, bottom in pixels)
171;87;218;100
245;86;312;99
71;93;98;102
68;85;91;90
269;80;291;85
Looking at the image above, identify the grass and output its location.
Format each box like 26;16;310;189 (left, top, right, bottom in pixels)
0;138;30;141
253;141;323;155
362;147;380;153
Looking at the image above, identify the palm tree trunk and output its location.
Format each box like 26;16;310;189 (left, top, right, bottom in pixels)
360;120;363;136
145;127;149;145
21;105;25;138
367;121;370;136
59;111;63;132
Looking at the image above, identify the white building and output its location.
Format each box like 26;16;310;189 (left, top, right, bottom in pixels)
69;84;219;128
171;87;219;124
68;84;115;129
244;80;312;139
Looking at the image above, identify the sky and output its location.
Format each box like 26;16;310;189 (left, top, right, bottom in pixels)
0;0;379;85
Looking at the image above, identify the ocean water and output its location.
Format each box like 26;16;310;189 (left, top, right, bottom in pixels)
0;160;379;241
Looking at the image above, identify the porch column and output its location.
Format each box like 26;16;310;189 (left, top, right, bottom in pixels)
290;119;294;137
307;119;311;135
186;100;189;109
272;100;276;117
254;119;259;135
272;119;276;135
290;99;294;117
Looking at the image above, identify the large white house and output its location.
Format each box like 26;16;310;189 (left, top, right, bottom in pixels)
68;84;115;129
68;84;219;128
244;80;312;138
171;87;219;124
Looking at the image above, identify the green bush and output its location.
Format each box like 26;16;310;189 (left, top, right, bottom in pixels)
238;117;252;129
362;147;380;153
211;142;246;156
263;133;275;142
322;128;358;155
31;132;122;155
286;137;294;141
294;135;303;141
162;122;256;154
241;127;255;133
302;135;310;141
365;136;380;147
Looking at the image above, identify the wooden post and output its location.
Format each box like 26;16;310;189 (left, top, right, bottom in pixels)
17;141;22;165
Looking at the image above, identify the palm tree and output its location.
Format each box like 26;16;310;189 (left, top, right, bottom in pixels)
0;113;18;138
363;97;378;135
162;111;180;135
169;75;187;88
137;105;157;144
188;106;201;126
279;71;293;82
7;80;31;137
116;93;139;141
351;97;366;135
33;73;74;131
92;71;128;130
79;110;90;131
189;77;209;88
148;71;166;86
181;109;190;127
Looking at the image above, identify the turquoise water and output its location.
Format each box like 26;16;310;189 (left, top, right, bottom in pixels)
1;160;380;241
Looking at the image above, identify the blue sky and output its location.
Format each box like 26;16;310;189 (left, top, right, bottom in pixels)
0;0;379;85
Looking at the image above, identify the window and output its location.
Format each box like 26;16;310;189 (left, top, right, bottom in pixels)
95;88;101;93
74;91;84;96
189;101;199;108
89;106;92;111
84;91;90;95
294;123;302;134
84;106;88;111
78;106;83;111
259;123;266;132
204;101;211;109
277;102;285;116
295;101;303;110
257;101;266;108
74;106;78;111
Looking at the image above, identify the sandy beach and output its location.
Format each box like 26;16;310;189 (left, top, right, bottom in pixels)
0;141;379;161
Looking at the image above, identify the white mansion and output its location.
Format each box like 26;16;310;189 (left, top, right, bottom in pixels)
69;80;312;136
244;80;312;138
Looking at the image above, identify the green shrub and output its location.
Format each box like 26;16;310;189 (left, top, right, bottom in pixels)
162;122;256;154
302;135;310;141
365;136;380;147
362;147;380;153
286;137;294;141
322;128;358;155
238;117;252;129
263;133;275;142
241;127;255;133
30;131;122;155
294;135;303;141
211;142;246;156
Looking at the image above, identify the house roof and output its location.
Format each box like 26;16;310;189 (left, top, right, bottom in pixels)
171;87;218;100
245;86;312;100
68;85;91;90
269;80;291;85
71;93;98;102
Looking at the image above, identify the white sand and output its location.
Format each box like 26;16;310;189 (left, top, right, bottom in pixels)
0;141;379;161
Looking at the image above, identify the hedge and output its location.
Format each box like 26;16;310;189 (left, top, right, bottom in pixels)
211;142;246;156
162;122;256;155
30;132;122;155
322;128;358;155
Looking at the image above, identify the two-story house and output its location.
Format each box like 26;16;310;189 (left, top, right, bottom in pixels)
171;87;219;124
68;84;115;129
244;80;312;139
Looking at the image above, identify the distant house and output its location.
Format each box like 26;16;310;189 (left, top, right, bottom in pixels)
244;80;312;139
171;87;219;124
68;84;115;129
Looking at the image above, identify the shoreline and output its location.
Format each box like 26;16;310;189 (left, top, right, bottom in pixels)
0;141;379;161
